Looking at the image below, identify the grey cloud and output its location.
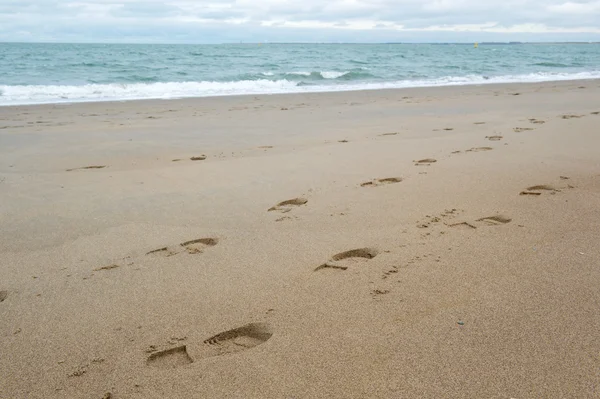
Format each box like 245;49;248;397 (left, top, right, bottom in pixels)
0;0;599;43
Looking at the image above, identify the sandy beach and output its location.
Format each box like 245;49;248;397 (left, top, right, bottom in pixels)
1;80;600;398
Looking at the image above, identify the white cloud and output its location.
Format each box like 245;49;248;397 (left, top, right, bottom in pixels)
0;0;599;42
548;1;600;13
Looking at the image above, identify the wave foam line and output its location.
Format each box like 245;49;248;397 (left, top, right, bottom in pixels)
1;71;599;106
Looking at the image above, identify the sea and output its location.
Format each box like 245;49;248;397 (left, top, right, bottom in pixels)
1;42;599;106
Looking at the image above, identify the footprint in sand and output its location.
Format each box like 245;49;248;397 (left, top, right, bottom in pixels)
529;118;545;124
560;114;583;119
447;215;514;229
486;135;503;141
379;132;398;136
258;146;273;149
268;198;308;212
180;238;219;254
371;289;390;298
466;147;493;152
146;238;219;257
315;248;379;271
360;177;402;187
190;156;207;161
196;323;273;359
519;185;560;196
0;290;7;302
447;221;477;230
414;158;437;166
474;122;486;125
591;111;599;115
513;127;534;132
146;246;180;257
66;165;107;171
475;215;512;225
94;264;120;272
147;346;193;369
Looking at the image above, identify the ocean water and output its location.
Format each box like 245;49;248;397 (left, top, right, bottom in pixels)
1;42;599;106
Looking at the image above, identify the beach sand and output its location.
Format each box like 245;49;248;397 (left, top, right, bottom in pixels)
1;80;600;398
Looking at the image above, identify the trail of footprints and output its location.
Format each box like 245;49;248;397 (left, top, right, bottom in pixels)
57;111;595;173
64;115;587;381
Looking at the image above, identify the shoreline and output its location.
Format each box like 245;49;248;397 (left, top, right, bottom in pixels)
1;76;599;109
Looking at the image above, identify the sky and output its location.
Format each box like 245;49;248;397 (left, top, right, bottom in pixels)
1;0;600;43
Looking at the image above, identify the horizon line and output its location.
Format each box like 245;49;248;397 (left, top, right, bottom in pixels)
1;40;600;45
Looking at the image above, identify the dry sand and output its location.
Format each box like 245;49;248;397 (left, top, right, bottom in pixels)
1;80;600;398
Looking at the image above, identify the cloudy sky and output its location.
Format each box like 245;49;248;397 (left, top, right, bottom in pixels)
1;0;600;43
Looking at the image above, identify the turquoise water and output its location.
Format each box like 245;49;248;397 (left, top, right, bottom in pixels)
1;42;599;105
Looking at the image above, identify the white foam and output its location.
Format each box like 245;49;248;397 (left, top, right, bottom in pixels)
284;71;348;78
1;71;599;106
0;80;299;105
320;71;348;79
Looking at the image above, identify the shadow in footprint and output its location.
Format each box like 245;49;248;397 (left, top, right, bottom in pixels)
527;185;558;191
520;185;559;196
315;248;379;271
415;158;437;166
146;247;179;257
361;177;402;187
332;248;378;261
519;191;542;196
268;198;308;212
94;264;119;272
66;165;107;172
486;136;503;141
0;290;7;302
447;222;477;230
181;238;219;254
147;238;219;257
476;216;512;225
198;323;272;359
147;345;193;369
466;147;493;152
